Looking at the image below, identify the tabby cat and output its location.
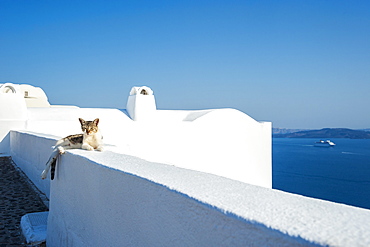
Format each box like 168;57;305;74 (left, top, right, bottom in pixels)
41;118;103;180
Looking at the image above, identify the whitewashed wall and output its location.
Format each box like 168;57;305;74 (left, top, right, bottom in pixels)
10;131;55;198
10;131;370;247
22;106;271;188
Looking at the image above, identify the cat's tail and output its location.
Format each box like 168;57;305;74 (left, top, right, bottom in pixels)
41;148;60;180
50;158;57;180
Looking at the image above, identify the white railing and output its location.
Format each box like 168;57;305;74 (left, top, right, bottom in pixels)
10;131;370;247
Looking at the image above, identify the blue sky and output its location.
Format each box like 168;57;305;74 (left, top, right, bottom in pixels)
1;0;369;129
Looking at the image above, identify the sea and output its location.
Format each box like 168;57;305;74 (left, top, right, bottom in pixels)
273;138;370;210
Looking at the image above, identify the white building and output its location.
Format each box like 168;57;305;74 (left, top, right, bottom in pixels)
0;83;272;188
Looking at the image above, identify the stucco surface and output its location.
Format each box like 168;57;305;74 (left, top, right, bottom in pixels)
44;148;370;247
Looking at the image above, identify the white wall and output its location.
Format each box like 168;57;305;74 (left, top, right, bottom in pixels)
24;106;271;188
10;132;370;247
10;131;56;198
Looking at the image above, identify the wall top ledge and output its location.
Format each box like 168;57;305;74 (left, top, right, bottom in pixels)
64;146;370;247
15;130;61;140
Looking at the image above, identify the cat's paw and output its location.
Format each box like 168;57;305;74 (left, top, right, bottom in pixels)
96;146;104;152
58;146;66;154
82;144;94;151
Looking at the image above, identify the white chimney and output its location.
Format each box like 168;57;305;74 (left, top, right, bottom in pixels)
126;86;156;121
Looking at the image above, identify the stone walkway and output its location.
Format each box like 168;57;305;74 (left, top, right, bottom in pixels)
0;156;48;247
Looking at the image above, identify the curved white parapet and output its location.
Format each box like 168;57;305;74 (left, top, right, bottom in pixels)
19;84;51;107
0;82;53;155
0;83;51;108
0;83;28;155
122;108;272;188
0;83;28;119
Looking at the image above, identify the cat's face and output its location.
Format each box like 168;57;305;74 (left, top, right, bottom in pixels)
79;118;99;135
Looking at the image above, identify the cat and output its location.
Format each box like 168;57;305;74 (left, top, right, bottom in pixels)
41;118;103;180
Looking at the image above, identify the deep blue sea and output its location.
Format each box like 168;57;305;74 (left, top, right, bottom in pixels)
272;138;370;210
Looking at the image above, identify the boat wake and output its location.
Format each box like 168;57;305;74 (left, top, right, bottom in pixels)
341;152;364;156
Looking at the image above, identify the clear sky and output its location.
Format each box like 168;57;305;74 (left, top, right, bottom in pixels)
1;0;369;129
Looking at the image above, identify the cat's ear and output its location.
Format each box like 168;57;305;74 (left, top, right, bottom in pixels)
79;118;85;125
93;118;99;125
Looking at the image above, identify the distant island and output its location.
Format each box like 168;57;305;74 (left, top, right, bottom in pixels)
273;128;370;139
272;128;307;135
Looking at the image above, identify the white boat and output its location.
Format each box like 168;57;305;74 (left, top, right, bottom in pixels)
314;140;335;147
